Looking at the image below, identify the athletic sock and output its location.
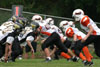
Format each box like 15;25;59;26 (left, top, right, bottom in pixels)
60;52;71;59
79;52;86;61
82;46;92;62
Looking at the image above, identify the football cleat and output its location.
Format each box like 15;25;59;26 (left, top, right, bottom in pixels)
72;56;79;62
44;58;51;62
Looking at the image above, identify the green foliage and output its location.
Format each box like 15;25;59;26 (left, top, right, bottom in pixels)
0;0;100;22
0;10;11;24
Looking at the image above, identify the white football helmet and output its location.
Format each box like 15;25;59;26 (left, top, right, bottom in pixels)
68;21;75;27
72;9;84;21
45;18;54;25
59;20;69;31
59;20;68;27
31;14;43;23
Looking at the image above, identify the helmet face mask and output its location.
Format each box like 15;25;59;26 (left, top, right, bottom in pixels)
59;20;69;32
59;21;75;32
48;20;54;25
73;15;80;21
30;21;41;34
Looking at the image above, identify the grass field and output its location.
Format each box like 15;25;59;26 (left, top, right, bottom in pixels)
0;59;100;67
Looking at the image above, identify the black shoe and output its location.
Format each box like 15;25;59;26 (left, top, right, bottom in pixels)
82;60;93;66
72;56;79;62
45;58;51;62
82;60;88;66
88;61;93;66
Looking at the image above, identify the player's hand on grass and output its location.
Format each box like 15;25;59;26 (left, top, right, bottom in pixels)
31;48;34;53
4;56;8;63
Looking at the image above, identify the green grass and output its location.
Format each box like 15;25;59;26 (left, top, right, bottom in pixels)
0;59;100;67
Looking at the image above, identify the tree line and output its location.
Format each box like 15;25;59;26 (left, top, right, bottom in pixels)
0;0;100;22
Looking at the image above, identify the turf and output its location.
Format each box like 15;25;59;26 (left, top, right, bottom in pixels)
0;59;100;67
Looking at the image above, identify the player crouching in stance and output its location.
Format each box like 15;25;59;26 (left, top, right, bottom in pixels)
72;9;100;57
59;20;93;66
40;18;78;62
0;16;25;62
9;21;40;62
72;8;100;66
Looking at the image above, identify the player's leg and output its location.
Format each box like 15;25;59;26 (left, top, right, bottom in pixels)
82;46;93;62
94;35;100;57
4;36;14;62
10;38;22;62
52;33;78;61
41;32;60;61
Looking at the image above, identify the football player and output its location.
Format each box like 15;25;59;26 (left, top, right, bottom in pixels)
10;21;40;62
39;18;78;62
72;9;100;58
59;20;93;66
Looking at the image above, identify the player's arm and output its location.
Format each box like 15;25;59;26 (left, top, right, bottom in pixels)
81;25;93;42
73;34;77;41
81;16;93;42
26;36;34;53
60;37;65;43
85;25;93;38
34;35;41;42
26;40;34;53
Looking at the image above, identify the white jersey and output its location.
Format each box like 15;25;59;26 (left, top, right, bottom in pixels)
0;31;8;41
39;21;51;32
80;15;100;35
0;21;15;41
18;26;36;46
49;25;64;37
41;24;64;38
18;26;33;41
0;21;15;34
